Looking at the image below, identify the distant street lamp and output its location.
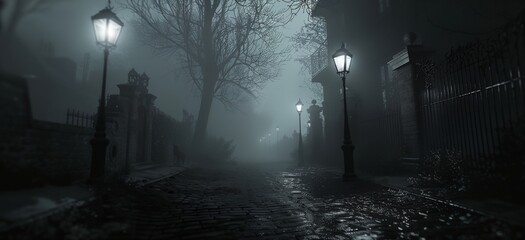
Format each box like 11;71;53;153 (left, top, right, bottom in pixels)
275;127;280;143
295;99;304;166
89;1;124;181
332;43;355;181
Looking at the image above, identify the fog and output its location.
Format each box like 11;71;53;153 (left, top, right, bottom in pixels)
6;0;316;162
2;0;525;239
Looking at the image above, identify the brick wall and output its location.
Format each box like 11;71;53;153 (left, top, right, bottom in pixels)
1;73;192;189
388;46;432;163
0;75;93;189
24;121;93;183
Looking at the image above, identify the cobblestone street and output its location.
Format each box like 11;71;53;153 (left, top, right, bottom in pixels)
3;162;525;239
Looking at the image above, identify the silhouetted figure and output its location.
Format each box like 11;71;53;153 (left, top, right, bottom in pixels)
173;145;185;165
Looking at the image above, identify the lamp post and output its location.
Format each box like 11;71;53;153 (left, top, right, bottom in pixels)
332;43;356;181
89;1;124;181
295;99;304;166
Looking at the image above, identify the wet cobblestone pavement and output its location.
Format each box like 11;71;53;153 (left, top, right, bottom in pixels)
3;163;525;239
273;166;525;239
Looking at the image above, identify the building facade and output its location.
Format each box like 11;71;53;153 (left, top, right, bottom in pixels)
310;0;525;173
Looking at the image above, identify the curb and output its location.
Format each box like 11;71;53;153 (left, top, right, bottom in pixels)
134;167;188;187
378;182;485;214
376;181;525;228
0;167;188;234
0;192;96;233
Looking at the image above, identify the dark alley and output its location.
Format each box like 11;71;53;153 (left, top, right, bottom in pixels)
1;0;525;239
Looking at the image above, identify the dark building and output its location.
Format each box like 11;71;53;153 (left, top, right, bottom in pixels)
311;0;525;173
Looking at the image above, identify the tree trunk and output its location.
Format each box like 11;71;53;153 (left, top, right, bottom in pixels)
192;78;216;146
191;0;217;149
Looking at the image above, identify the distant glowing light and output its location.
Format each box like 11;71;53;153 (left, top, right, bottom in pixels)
295;99;303;113
92;7;124;48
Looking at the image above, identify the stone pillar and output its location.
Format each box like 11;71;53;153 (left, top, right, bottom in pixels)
307;99;324;163
141;93;156;163
117;83;139;170
387;34;432;164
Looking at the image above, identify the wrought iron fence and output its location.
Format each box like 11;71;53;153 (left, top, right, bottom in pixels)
66;109;95;128
420;14;525;171
311;41;328;77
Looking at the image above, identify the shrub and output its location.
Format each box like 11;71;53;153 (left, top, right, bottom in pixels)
414;149;468;192
194;136;236;163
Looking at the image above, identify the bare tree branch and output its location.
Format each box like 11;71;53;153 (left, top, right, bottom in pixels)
290;12;326;100
125;0;287;143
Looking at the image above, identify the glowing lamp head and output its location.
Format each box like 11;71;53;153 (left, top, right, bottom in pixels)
332;43;353;75
295;99;303;113
92;7;123;48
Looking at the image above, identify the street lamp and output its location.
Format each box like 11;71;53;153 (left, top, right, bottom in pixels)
295;99;304;166
89;1;124;181
333;43;356;181
275;127;280;143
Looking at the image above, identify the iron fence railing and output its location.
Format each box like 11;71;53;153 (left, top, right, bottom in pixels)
66;109;95;128
420;13;525;171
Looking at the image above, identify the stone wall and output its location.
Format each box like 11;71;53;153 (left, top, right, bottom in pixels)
0;74;93;189
24;121;93;183
151;109;193;165
1;71;192;189
386;45;432;169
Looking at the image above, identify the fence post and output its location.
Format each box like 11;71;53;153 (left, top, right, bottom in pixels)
76;110;80;126
387;33;433;171
66;108;70;125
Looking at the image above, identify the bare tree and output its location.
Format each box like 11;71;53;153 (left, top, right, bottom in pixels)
281;0;340;17
291;17;326;50
126;0;286;145
281;0;317;16
291;16;326;100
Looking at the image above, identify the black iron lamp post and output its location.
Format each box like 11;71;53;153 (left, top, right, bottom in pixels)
332;43;356;181
295;99;304;166
89;1;124;181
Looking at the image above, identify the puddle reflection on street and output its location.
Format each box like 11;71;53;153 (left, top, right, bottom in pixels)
274;167;524;239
